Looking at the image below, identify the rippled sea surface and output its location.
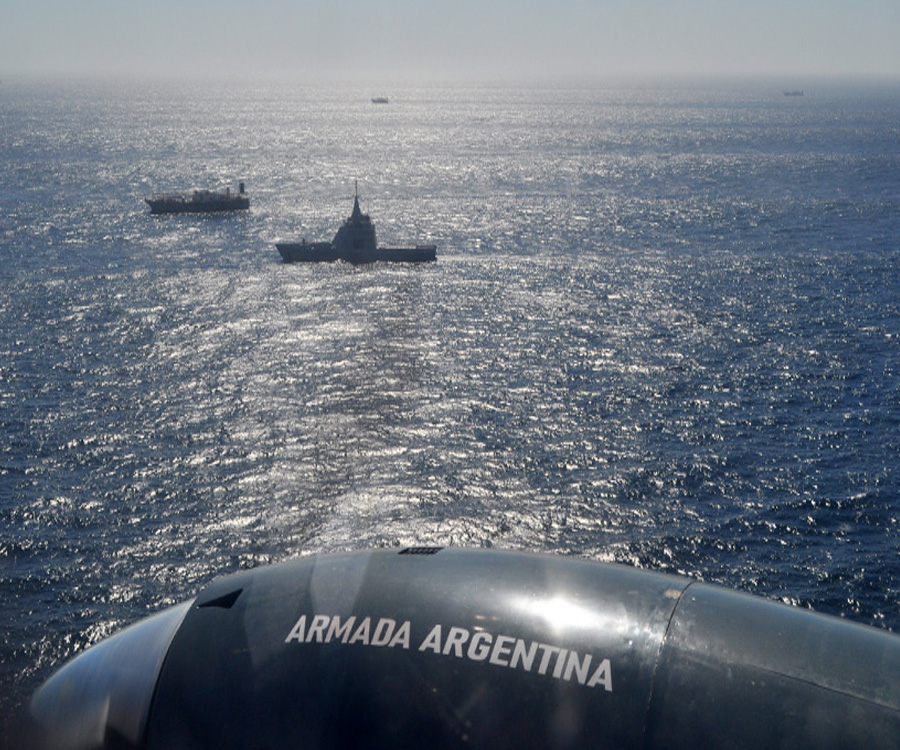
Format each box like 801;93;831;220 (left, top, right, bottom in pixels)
2;77;900;728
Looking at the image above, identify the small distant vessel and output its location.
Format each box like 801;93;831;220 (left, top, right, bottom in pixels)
783;90;804;97
371;97;389;104
276;185;436;264
145;182;249;214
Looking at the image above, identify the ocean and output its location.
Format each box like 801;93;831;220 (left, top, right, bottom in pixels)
2;76;899;730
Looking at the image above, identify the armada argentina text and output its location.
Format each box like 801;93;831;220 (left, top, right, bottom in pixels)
285;613;613;691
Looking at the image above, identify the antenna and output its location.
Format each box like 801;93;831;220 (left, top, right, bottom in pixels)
355;179;358;200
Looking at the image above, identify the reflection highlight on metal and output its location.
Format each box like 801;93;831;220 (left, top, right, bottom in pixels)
513;593;632;636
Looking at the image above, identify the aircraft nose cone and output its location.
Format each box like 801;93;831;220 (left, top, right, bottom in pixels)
26;600;192;750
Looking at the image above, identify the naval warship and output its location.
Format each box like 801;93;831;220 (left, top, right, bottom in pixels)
276;188;436;263
145;182;249;214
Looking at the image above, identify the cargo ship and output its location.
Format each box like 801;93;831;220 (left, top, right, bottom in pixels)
276;187;436;264
145;182;249;214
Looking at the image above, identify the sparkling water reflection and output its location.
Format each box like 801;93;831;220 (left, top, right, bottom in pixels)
2;78;900;730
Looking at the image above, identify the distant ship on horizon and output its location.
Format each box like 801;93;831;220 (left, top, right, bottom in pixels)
783;90;804;97
145;182;249;214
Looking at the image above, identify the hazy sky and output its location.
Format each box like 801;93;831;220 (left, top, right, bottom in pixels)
3;0;898;82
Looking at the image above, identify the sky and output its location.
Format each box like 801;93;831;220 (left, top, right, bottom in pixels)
3;0;898;83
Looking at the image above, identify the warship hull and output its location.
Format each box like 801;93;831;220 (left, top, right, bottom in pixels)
276;241;341;263
146;197;249;215
277;242;436;264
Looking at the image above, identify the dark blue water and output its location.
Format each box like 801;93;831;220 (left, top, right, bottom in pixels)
2;77;900;729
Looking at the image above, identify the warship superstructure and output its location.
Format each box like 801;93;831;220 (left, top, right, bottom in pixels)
276;187;436;263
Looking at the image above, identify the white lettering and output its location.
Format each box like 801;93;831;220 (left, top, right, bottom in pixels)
467;631;492;661
371;618;396;647
307;614;330;643
419;624;442;654
537;644;560;675
349;617;372;645
510;639;538;671
490;635;516;667
564;651;592;684
587;658;613;691
284;613;614;693
443;626;470;657
389;620;411;649
552;648;569;679
285;615;306;644
326;616;356;643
